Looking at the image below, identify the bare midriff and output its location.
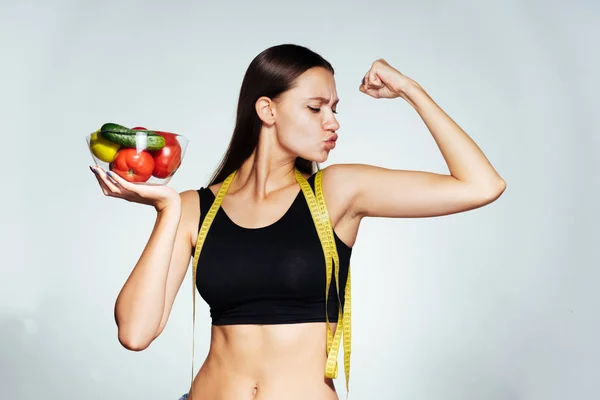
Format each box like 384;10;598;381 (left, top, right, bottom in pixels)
188;322;339;400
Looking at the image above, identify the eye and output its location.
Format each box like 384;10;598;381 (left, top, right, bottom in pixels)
307;106;338;115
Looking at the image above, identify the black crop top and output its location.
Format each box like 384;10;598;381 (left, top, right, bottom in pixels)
195;173;352;326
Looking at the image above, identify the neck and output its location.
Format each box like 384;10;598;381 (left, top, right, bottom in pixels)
232;129;299;200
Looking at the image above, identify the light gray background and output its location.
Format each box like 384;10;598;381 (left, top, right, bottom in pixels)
1;0;598;399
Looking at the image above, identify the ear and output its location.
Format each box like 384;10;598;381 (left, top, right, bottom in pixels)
255;96;276;125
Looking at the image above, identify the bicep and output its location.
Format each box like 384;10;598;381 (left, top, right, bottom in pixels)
327;164;505;219
155;189;198;336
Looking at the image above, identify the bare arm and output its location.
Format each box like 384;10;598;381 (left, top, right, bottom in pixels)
154;190;200;337
325;62;506;219
112;188;199;351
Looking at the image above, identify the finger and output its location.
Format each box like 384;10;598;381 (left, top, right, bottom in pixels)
90;166;112;196
359;82;367;94
94;166;122;195
369;70;383;88
104;168;133;191
369;70;377;84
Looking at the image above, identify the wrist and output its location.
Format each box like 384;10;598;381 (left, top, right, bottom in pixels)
154;194;181;214
394;78;421;98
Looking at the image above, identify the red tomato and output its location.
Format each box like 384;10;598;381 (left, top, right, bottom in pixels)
150;131;182;179
131;126;147;130
110;148;155;183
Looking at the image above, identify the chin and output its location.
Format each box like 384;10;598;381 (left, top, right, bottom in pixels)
296;149;330;164
314;151;329;163
297;155;327;164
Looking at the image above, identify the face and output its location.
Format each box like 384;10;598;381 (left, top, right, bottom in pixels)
268;67;341;163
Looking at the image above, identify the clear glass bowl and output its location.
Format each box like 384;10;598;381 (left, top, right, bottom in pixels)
86;125;189;186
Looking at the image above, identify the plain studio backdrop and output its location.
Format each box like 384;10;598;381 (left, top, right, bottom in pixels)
1;0;598;399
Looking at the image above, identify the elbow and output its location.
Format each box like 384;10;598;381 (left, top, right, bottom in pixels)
479;178;507;204
492;177;507;197
117;327;154;352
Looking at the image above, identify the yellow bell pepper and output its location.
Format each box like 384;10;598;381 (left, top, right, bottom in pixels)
90;130;120;163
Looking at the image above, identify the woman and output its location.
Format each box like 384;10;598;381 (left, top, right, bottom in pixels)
90;44;506;400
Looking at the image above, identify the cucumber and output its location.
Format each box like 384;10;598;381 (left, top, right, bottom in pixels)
100;122;133;134
100;131;165;150
100;122;158;135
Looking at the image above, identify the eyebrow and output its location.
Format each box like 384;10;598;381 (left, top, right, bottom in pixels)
306;96;339;106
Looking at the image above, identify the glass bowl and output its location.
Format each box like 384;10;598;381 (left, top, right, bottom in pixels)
86;123;189;185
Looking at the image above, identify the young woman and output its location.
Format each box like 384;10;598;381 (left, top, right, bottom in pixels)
90;44;506;400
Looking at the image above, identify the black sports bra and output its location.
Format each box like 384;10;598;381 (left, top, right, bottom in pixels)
195;173;352;326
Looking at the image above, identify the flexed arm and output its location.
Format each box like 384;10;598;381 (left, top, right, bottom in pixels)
325;59;506;219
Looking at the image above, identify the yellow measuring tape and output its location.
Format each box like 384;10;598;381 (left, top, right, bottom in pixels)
189;168;352;397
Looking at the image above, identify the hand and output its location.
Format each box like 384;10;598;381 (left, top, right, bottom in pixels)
359;59;415;99
90;165;180;212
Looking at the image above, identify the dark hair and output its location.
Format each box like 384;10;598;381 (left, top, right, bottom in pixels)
207;44;335;186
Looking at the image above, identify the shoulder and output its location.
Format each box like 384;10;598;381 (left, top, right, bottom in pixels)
320;163;373;180
319;163;402;218
180;189;201;209
319;163;367;198
178;189;202;220
317;163;366;220
179;189;202;245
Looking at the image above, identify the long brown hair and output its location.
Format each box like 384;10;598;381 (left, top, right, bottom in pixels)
207;44;335;186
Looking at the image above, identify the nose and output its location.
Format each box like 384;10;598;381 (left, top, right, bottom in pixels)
323;114;340;132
